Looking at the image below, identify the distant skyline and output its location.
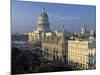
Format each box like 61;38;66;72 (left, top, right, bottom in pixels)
11;0;96;33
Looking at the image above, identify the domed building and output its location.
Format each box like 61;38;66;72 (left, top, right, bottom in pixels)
28;8;52;43
80;24;87;35
37;8;50;32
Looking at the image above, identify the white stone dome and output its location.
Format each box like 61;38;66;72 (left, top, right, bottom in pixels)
37;8;50;32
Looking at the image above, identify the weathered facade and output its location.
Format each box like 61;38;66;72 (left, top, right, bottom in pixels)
28;8;96;70
42;36;96;69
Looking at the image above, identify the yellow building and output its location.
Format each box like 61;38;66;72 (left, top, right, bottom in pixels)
42;28;67;63
42;36;62;61
68;39;89;69
28;31;42;43
68;38;96;69
42;36;96;69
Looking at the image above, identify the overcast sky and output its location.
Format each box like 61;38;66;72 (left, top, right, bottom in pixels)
11;0;96;33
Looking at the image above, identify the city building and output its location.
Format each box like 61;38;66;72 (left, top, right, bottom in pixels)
28;8;96;70
68;38;96;69
28;8;51;44
12;33;29;42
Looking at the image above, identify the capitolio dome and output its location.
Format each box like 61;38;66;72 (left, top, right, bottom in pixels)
37;8;50;32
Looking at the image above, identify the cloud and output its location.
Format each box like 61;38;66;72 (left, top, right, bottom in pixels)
60;15;80;20
49;13;81;21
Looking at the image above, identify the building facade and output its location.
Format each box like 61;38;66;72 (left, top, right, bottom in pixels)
28;8;96;70
42;27;68;64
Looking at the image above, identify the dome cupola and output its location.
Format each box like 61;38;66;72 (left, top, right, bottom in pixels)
37;8;50;32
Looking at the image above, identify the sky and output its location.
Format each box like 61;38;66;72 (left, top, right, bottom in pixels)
11;0;96;33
